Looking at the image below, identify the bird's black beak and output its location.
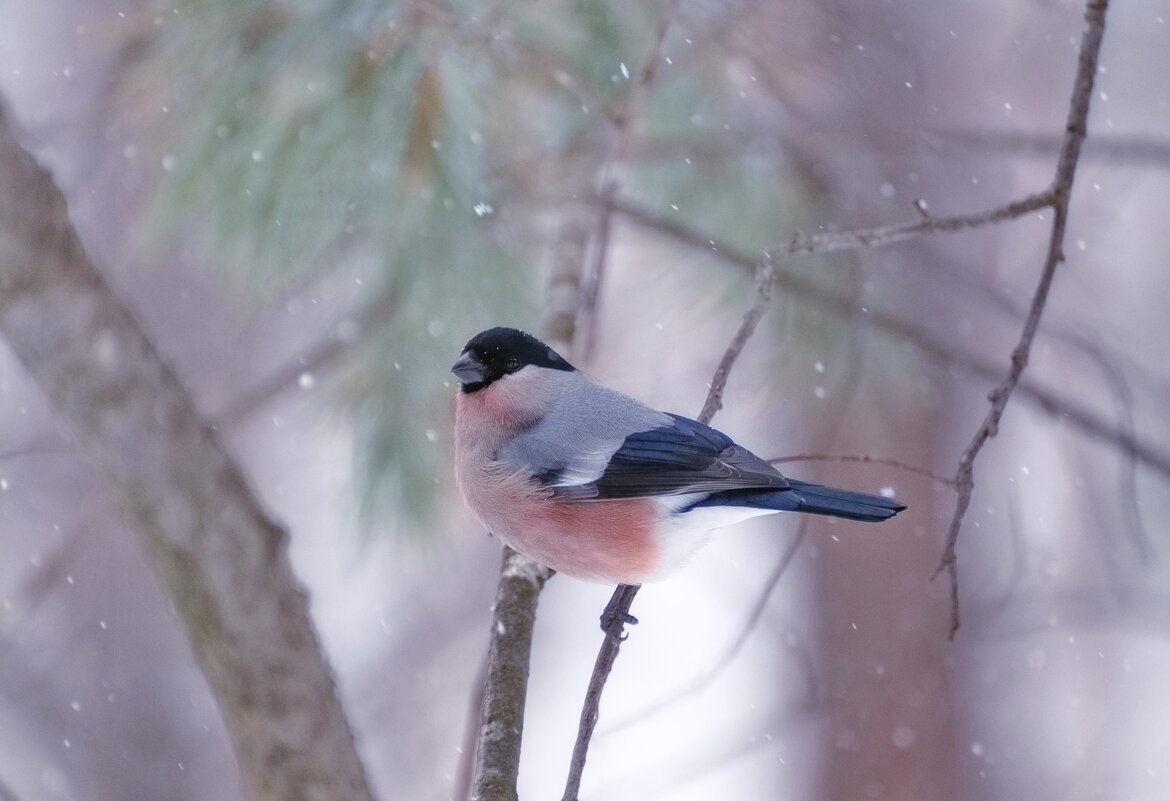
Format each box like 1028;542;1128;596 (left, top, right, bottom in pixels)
451;351;488;385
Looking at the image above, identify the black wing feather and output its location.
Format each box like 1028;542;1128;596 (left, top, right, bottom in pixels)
553;413;788;500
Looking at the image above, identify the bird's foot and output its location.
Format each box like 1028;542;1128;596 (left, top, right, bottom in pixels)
598;609;639;632
599;585;640;636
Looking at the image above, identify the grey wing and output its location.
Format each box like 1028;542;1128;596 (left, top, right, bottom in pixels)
494;382;671;491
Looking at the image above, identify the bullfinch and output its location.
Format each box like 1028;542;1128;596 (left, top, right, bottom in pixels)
452;327;904;586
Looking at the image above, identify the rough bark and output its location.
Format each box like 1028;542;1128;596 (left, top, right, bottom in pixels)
472;549;553;801
0;104;375;801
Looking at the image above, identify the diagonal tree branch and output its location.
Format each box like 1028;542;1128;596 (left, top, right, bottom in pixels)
0;103;376;801
934;0;1111;638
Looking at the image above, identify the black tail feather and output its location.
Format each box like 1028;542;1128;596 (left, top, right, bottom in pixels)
782;479;905;522
693;480;906;522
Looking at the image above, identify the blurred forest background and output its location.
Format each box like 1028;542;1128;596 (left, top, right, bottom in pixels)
1;1;1168;800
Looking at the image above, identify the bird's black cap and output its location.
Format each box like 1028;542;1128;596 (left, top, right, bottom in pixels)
453;327;575;392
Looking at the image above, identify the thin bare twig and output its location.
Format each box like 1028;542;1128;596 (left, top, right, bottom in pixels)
561;253;778;800
575;0;681;361
600;187;1053;267
560;581;640;801
699;257;778;423
934;0;1110;639
887;214;1156;562
629;178;1036;309
777;190;1054;259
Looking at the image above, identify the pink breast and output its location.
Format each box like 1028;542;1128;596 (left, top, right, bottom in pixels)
486;489;661;585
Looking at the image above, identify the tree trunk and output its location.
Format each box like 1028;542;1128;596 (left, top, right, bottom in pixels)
0;103;376;801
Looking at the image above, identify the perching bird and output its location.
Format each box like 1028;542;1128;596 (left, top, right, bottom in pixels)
452;327;904;586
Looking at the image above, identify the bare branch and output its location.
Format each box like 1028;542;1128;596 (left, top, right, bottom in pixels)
934;0;1110;639
776;190;1054;259
0;103;375;801
603;186;1052;267
561;582;640;801
699;256;777;423
472;548;553;801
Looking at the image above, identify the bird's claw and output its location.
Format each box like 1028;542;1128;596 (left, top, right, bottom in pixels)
599;592;639;634
598;610;638;632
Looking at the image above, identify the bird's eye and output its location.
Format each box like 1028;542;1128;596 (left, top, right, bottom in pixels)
504;356;521;373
